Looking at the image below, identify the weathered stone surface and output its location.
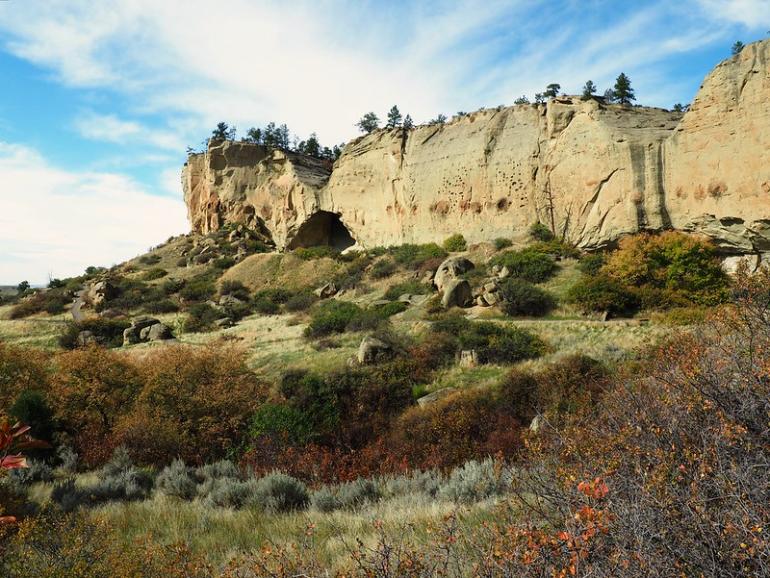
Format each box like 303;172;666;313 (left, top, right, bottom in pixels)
441;279;472;308
417;387;458;407
357;335;392;365
87;280;115;308
147;323;174;341
433;256;475;292
722;254;761;274
76;330;97;347
458;350;479;368
314;282;338;299
182;40;770;255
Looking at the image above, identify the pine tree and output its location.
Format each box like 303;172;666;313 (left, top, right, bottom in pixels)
304;133;321;157
514;95;530;105
613;73;636;105
403;114;414;130
732;41;745;55
211;122;235;141
544;83;561;98
581;80;597;101
386;105;403;128
356;112;380;133
245;127;262;144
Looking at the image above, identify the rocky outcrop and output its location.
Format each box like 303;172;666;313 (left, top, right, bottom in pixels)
182;40;770;256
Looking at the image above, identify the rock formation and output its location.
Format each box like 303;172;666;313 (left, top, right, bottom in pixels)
183;39;770;257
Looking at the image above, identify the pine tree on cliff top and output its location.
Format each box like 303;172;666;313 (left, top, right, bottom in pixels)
613;73;635;105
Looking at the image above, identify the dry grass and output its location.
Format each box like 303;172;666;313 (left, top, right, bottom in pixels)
220;253;342;293
92;492;499;570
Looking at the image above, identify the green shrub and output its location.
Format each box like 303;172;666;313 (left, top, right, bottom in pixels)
567;274;640;316
139;254;161;265
305;301;364;337
491;248;558;283
202;477;251;508
213;256;236;270
369;301;408;319
178;272;217;302
370;259;397;279
253;296;279;315
284;290;317;312
176;257;188;268
310;487;341;512
443;234;467;252
493;237;513;250
183;303;221;333
383;280;432;301
220;280;251;301
432;317;544;364
10;390;55;444
248;472;309;512
603;231;729;306
249;403;313;445
388;243;448;270
577;253;606;275
529;222;555;242
59;318;131;349
145;299;179;314
498;279;556;317
142;268;168;281
161;278;185;295
293;246;339;260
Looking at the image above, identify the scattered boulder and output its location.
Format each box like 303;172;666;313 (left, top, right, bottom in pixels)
314;282;338;299
357;335;392;365
722;254;760;274
123;317;173;346
417;387;458;407
215;317;234;328
147;323;174;341
529;414;544;433
76;330;97;347
458;350;479;368
497;266;511;279
219;294;245;307
87;280;116;309
441;278;472;308
433;257;475;292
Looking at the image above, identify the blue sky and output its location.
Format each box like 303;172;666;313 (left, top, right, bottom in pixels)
0;0;769;284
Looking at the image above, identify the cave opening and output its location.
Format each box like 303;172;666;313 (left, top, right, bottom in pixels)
287;211;356;251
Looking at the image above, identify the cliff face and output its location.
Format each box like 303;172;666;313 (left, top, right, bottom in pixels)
182;39;770;255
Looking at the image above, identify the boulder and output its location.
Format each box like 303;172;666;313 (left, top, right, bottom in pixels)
219;294;245;307
215;317;234;328
76;330;97;347
434;257;475;292
722;254;760;275
441;279;472;308
131;316;160;331
314;282;338;299
458;350;479;368
87;280;116;308
497;266;511;279
357;335;392;365
417;387;458;407
147;323;174;341
123;326;141;346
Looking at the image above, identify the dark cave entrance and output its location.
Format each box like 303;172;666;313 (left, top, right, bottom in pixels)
287;211;356;251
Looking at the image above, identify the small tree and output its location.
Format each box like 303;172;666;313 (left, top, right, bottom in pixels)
211;122;235;141
732;41;745;55
613;73;635;105
534;93;545;104
386;105;403;129
429;113;447;125
16;281;30;295
672;103;687;113
356;112;380;133
332;144;344;159
544;83;561;98
602;88;616;103
581;80;597;100
514;95;530;105
245;127;262;144
303;133;321;157
402;114;414;130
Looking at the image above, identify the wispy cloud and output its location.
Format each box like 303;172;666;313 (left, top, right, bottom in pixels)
3;0;762;146
0;142;188;284
73;111;185;151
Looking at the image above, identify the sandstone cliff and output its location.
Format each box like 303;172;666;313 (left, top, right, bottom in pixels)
183;39;770;256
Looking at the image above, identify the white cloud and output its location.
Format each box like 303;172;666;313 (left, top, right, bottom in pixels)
0;142;188;285
697;0;770;29
73;111;186;151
